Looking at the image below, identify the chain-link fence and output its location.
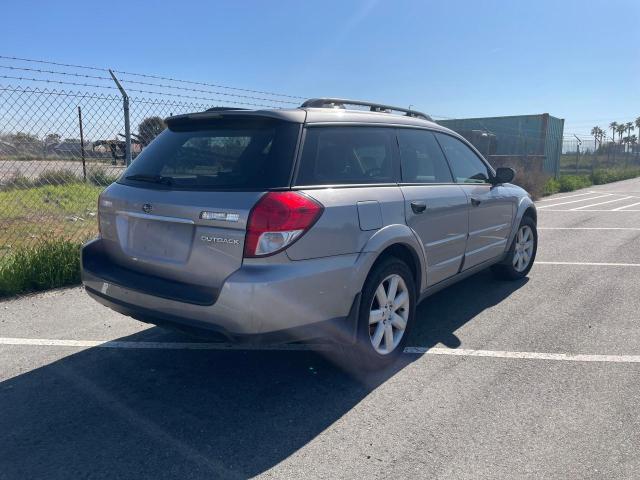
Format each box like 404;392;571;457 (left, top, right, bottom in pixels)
561;137;640;175
0;56;301;258
2;55;638;259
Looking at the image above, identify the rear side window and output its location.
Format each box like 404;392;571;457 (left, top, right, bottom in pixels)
434;133;490;184
398;129;453;183
296;127;398;185
119;118;300;190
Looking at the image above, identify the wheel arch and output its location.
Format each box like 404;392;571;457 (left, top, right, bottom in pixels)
523;205;537;223
505;197;537;251
369;243;422;294
355;224;427;296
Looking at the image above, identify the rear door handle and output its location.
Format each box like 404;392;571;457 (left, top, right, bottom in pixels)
470;198;482;207
410;201;427;214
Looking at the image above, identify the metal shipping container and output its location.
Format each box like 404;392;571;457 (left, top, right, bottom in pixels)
437;113;565;177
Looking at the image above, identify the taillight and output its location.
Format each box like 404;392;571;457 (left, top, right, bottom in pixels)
244;191;323;258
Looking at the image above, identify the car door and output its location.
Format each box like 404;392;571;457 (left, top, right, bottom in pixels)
397;128;469;287
434;132;515;270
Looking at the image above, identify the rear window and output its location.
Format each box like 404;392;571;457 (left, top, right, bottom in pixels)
296;127;398;185
119;118;300;190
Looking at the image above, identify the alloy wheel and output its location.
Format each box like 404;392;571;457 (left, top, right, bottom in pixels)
513;225;534;272
368;274;410;355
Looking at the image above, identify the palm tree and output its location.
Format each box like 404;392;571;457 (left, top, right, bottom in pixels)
631;135;638;157
610;121;618;144
635;117;640;156
626;122;634;148
591;126;600;152
617;123;627;148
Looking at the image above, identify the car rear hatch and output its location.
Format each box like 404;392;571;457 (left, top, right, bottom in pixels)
96;111;303;299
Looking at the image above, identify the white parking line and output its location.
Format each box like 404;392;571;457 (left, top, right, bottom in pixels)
581;190;640;196
537;194;613;209
612;201;640;211
536;261;640;267
0;337;321;350
569;196;634;210
538;227;640;230
2;337;640;364
540;209;640;212
405;347;640;364
536;192;598;202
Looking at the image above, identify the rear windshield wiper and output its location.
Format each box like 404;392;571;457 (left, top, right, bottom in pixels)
124;174;173;186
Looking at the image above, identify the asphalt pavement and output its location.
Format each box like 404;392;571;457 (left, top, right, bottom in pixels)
2;177;640;479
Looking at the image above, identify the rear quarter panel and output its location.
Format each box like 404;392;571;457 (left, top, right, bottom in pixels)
285;185;427;294
285;186;406;259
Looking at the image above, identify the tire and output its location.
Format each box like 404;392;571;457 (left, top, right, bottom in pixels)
339;256;416;371
492;215;538;280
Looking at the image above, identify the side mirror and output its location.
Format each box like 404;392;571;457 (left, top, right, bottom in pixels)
492;167;515;185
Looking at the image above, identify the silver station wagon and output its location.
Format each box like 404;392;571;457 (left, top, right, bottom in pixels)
82;98;537;368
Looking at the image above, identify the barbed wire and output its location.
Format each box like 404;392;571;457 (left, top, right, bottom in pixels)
0;64;299;105
0;84;119;100
0;54;304;100
0;75;283;109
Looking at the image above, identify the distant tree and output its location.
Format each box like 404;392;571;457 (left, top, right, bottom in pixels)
626;122;634;150
616;124;627;146
137;116;166;147
610;121;618;144
7;132;41;154
630;135;638;156
591;126;606;153
44;133;61;145
43;133;61;158
591;126;600;151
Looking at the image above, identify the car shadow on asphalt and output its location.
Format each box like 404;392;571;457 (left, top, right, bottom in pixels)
0;271;528;479
0;331;414;479
409;269;529;349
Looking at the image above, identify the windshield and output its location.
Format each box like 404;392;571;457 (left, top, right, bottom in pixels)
119;118;300;190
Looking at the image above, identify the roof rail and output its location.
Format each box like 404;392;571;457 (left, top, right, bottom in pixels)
300;98;432;121
205;106;249;112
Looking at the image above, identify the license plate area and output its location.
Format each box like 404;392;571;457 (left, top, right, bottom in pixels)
120;216;194;262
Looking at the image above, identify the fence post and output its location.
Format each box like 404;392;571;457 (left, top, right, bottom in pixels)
573;135;582;175
77;106;87;181
108;69;132;166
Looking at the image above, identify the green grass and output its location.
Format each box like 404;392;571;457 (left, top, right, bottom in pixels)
543;178;561;196
0;183;102;256
558;175;593;192
542;167;640;196
0;183;101;219
0;239;82;298
591;167;640;185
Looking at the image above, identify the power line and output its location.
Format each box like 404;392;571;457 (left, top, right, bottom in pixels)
0;75;282;108
0;54;304;101
0;64;298;104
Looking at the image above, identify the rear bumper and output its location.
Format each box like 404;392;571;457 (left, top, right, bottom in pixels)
81;239;362;344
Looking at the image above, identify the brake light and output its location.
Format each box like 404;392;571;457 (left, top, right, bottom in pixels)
244;191;323;258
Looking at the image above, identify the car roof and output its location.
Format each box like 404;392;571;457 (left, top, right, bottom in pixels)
301;107;446;130
166;106;450;133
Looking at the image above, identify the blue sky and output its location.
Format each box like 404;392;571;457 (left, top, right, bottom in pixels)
2;0;639;135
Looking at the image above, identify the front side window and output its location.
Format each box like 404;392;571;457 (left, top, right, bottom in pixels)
119;118;300;190
435;133;490;184
296;127;397;185
398;129;453;183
